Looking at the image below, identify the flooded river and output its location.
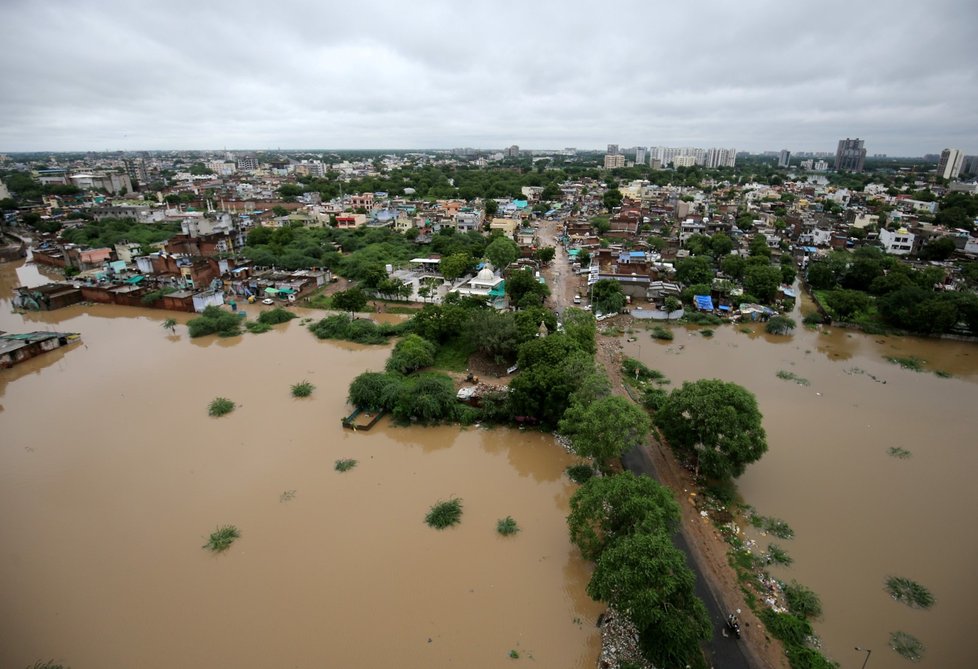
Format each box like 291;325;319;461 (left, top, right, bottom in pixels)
0;259;602;668
623;295;978;668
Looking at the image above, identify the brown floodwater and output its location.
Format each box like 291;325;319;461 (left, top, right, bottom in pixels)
622;294;978;668
0;259;602;668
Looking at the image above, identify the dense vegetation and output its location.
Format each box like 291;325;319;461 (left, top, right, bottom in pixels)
188;306;242;338
58;217;181;248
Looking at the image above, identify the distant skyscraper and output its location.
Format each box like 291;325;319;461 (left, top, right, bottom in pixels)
635;147;647;165
962;155;978;177
835;138;866;172
505;145;520;158
607;144;619;155
603;154;626;169
778;150;791;168
937;148;964;180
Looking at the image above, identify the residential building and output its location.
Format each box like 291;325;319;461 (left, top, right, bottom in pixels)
0;179;10;200
672;155;696;168
604;154;626;169
124;158;149;188
504;145;520;158
879;227;915;255
236;155;259;171
635;147;646;165
607;144;619;155
962;155;978;176
70;171;133;195
937;148;964;180
778;150;791;168
835;138;866;172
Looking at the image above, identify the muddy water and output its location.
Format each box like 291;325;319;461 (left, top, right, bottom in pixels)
0;260;602;668
623;296;978;668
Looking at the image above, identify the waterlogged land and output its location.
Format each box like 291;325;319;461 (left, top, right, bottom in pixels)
0;260;602;668
623;295;978;669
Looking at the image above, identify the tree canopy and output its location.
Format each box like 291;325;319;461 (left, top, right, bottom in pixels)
655;379;768;480
560;396;650;470
591;279;626;315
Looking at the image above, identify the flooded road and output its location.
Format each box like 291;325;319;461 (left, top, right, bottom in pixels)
622;296;978;668
0;260;602;668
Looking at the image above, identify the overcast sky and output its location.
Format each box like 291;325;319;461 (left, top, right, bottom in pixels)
1;0;976;155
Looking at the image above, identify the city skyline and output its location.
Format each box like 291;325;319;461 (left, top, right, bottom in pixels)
1;0;976;155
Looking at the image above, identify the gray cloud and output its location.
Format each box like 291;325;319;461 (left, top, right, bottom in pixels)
1;0;976;154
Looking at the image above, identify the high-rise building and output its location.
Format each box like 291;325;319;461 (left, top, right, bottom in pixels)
603;154;626;169
778;150;791;168
607;144;619;155
835;138;866;172
936;148;964;180
504;145;520;158
236;155;259;171
962;155;978;177
635;147;647;165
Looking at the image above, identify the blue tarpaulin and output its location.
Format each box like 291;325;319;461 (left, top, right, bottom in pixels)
694;295;714;311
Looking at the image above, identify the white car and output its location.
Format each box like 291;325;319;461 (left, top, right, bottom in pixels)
262;298;274;305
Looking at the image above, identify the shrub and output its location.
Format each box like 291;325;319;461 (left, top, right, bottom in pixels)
802;312;825;326
786;646;838;669
749;513;795;539
386;334;437;374
566;464;594;484
621;357;668;384
244;320;272;334
348;372;403;412
700;328;714;337
782;581;823;619
889;631;925;662
309;314;406;344
392;373;457;423
188;306;241;338
776;370;810;385
497;516;520;536
642;386;669;411
257;307;297;325
425;498;462;529
765;315;796;335
887;446;911;459
291;380;314;398
650;325;674;340
203;524;240;552
208;397;235;417
758;609;812;647
767;544;793;565
335;459;357;472
141;287;176;305
885;576;934;609
685;312;722;325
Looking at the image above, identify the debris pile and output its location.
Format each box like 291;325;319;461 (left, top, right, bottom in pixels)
597;608;651;669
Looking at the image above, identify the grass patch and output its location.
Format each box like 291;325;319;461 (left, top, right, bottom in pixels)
700;328;714;337
244;320;272;334
776;370;810;386
208;397;235;417
684;312;723;325
758;609;812;647
425;498;463;529
766;543;793;566
650;325;673;341
887;446;912;459
203;524;240;552
885;576;934;609
291;380;315;397
304;291;333;309
431;337;476;372
886;356;925;372
890;631;925;662
749;512;795;539
497;516;520;536
782;580;823;619
566;464;595;484
739;325;753;333
334;459;358;472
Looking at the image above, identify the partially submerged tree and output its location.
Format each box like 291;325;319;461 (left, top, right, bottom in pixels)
655;379;768;480
560;396;650;471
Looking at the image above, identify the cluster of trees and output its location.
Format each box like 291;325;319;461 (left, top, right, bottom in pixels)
309;313;409;344
567;473;711;668
808;246;978;334
59;217;181;249
674;232;793;305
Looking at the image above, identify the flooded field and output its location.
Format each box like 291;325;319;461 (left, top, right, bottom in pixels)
0;260;602;668
623;297;978;668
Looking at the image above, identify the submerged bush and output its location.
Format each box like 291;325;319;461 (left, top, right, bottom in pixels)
890;631;925;662
208;397;235;417
767;544;793;566
348;372;403;412
291;380;314;397
244;320;272;334
309;314;410;344
496;516;520;536
257;307;297;325
335;459;358;472
392;373;458;424
188;306;242;338
782;580;823;620
758;609;812;647
425;498;463;529
885;576;934;609
765;315;797;335
566;464;595;484
650;325;674;340
203;524;240;552
385;334;437;374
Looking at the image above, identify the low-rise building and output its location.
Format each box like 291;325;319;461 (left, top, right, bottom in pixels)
879;227;915;255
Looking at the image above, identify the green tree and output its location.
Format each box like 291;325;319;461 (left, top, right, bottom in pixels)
386;334;436;374
675;256;715;286
509;336;590;425
710;233;735;257
505;268;549;307
560;307;597;354
918;237;956;261
602;187;623;211
765;315;796;335
331;287;369;316
484;198;499;218
348;372;403;411
591;279;626;315
439;252;475;282
720;254;747;281
513;306;557;344
486;236;519;270
464;310;520;363
589;532;711;669
567;472;680;560
744;264;782;303
392;373;457;423
825;289;873;320
272;205;289;217
655;379;768;480
534;246;556;263
560;396;650;470
749;234;772;258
